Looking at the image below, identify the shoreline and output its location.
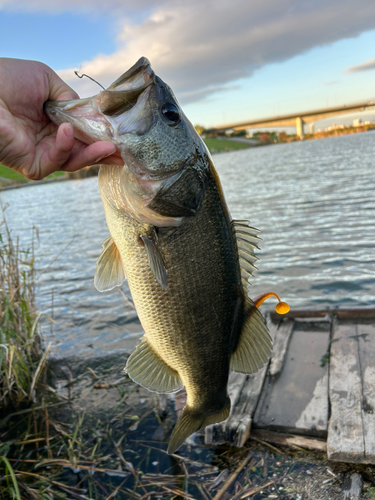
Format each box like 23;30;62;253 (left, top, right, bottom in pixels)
1;127;374;192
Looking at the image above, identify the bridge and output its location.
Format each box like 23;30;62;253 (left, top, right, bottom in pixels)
206;100;375;139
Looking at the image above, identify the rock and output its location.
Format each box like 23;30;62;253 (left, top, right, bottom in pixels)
342;473;363;500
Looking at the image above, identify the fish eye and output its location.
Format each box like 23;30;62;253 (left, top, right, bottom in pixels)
161;103;180;124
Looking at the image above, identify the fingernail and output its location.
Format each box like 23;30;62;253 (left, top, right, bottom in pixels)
95;147;117;163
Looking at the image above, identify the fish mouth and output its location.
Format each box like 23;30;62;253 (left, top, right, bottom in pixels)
44;57;156;146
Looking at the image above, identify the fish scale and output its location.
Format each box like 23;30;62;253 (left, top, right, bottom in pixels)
101;168;240;409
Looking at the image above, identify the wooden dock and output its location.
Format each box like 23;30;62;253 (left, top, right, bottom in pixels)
202;308;375;464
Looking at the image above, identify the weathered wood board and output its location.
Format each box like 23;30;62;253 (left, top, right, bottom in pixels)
358;323;375;463
253;319;330;437
205;317;279;447
205;368;267;446
167;308;375;465
328;320;375;463
268;319;294;377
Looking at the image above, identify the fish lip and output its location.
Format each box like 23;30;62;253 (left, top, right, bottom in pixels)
44;96;97;130
44;95;115;143
44;96;92;116
44;57;156;142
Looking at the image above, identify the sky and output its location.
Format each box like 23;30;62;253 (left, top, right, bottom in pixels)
1;0;375;130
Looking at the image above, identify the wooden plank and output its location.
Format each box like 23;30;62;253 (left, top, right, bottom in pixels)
205;316;279;447
254;321;330;437
268;319;294;377
358;323;375;463
270;308;375;321
205;367;268;447
251;429;327;452
266;314;280;341
327;321;365;463
205;315;280;447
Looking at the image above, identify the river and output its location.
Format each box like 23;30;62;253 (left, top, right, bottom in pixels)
1;131;374;358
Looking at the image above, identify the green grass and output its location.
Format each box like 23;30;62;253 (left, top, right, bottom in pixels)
0;164;65;184
203;137;252;152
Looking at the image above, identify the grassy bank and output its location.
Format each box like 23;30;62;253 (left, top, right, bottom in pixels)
0;165;64;188
4;363;375;500
203;137;252;153
3;354;371;500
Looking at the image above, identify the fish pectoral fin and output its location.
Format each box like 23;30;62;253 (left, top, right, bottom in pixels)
94;237;126;292
140;231;168;291
124;339;183;394
232;220;261;290
168;402;230;454
230;295;272;374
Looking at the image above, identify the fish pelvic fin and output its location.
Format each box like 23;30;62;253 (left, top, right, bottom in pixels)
140;229;168;291
167;401;230;454
230;295;272;374
94;237;126;292
125;339;183;394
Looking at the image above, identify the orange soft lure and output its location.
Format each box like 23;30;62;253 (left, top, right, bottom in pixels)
252;292;290;314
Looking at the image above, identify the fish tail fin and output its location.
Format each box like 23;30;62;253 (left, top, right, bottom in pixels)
167;401;231;454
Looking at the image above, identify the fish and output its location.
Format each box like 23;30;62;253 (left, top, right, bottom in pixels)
45;57;274;454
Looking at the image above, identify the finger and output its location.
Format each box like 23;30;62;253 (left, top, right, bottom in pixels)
25;123;75;179
44;122;75;171
56;91;80;102
54;140;119;173
92;154;124;167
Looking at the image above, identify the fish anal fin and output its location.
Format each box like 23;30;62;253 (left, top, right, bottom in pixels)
168;402;230;454
140;230;168;291
94;237;126;292
125;339;183;394
230;296;272;374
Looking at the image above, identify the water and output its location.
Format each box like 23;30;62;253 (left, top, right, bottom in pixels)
1;131;374;358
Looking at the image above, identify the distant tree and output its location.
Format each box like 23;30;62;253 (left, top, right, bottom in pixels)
194;125;206;135
231;130;247;137
259;133;271;141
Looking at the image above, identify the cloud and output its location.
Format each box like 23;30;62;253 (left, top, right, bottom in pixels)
0;0;159;13
346;58;375;73
4;0;375;104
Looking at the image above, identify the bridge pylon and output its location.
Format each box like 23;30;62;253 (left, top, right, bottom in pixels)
296;116;305;139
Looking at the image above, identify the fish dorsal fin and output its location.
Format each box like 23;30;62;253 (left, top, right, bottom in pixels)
125;339;183;394
94;237;126;292
232;220;261;289
140;230;168;291
230;295;272;374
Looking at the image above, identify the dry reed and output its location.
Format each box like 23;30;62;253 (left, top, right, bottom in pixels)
0;207;43;410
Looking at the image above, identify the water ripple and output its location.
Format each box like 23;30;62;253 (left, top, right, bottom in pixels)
1;131;374;357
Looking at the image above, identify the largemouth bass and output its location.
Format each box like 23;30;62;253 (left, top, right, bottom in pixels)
45;58;273;453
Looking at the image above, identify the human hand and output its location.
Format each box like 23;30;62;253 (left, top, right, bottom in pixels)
0;58;123;180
